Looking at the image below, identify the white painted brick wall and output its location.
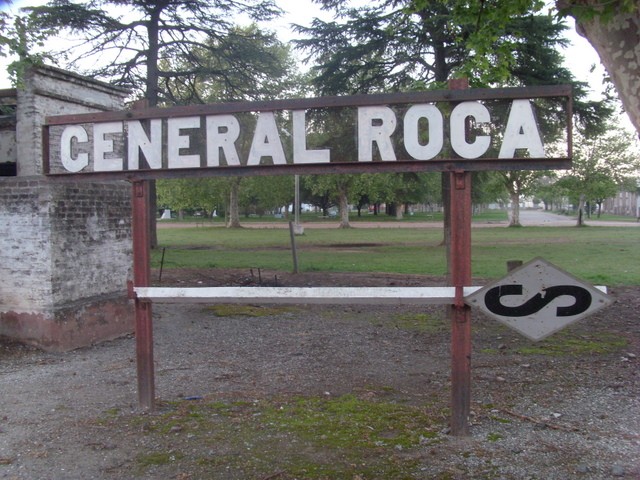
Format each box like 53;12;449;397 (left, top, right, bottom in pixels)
0;66;134;348
16;66;128;176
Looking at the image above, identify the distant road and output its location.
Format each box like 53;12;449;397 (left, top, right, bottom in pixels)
518;210;638;227
158;210;639;229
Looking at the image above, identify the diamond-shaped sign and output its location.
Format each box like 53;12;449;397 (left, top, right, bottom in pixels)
465;257;613;341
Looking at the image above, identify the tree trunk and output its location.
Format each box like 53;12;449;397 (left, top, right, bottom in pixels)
576;193;586;227
145;7;161;248
559;2;640;134
509;191;521;226
395;204;404;220
338;186;350;228
227;178;241;228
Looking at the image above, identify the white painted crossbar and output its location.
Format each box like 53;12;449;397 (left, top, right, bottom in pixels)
134;286;483;305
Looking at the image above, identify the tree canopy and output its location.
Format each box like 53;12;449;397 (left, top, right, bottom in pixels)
23;0;282;106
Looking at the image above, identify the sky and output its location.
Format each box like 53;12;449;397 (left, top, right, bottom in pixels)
0;0;608;101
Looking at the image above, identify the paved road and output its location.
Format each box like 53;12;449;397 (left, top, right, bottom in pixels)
158;210;639;229
518;210;638;227
518;210;575;226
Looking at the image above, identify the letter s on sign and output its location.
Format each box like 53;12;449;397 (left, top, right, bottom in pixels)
60;125;89;173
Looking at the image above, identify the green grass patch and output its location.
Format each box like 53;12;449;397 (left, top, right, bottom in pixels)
154;225;640;285
203;304;298;317
515;331;628;356
392;313;448;333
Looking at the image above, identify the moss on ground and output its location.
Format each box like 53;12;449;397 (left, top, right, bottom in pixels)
392;312;448;333
119;393;449;478
515;331;627;356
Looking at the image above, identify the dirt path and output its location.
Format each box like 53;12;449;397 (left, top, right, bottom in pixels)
0;270;638;479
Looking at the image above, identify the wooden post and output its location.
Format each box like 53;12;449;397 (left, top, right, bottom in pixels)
289;221;299;274
132;180;155;410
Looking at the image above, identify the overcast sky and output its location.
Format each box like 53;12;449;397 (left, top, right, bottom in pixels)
0;0;607;100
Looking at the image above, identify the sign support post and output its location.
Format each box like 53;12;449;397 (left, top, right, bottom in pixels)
449;170;472;435
132;180;155;410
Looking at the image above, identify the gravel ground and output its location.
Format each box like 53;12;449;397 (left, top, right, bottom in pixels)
0;270;638;479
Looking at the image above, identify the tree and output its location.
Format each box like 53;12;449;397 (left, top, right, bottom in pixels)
301;176;335;217
241;175;295;217
22;0;281;243
24;0;281;105
298;1;613;232
304;174;356;227
499;171;547;226
483;13;614;226
557;125;640;225
557;1;640;134
156;23;298;228
533;174;564;211
156;177;226;219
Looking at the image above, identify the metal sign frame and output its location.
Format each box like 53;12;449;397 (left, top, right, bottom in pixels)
43;85;572;180
43;82;573;437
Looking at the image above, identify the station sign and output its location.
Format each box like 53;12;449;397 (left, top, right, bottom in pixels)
43;85;572;179
465;257;613;341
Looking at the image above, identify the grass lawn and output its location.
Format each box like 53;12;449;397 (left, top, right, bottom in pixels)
153;225;640;286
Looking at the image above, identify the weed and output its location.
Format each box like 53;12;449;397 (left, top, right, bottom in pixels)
489;416;512;424
393;312;448;333
516;332;627;356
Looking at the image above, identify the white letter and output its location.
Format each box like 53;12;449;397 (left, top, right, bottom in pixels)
292;110;330;164
404;104;444;160
498;99;545;158
358;106;397;161
206;115;241;166
450;101;491;159
127;120;162;169
247;112;287;165
168;117;201;169
60;125;89;173
94;122;123;171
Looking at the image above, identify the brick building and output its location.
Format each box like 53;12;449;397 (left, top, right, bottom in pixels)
0;66;134;351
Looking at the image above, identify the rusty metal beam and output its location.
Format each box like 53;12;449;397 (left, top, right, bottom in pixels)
43;157;572;182
449;170;473;436
44;85;572;125
447;78;473;437
132;180;155;410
